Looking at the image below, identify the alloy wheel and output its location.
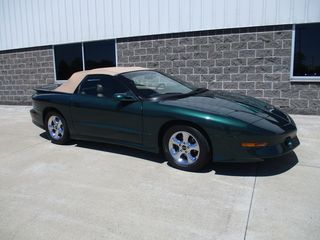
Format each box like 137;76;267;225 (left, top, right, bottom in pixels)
47;115;64;140
168;131;200;166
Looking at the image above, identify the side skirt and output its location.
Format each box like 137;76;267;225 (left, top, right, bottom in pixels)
70;134;159;153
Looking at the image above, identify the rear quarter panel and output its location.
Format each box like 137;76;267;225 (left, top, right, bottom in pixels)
32;93;74;134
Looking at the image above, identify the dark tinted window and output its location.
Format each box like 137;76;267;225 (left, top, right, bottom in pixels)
54;43;83;80
79;75;128;98
84;40;116;70
293;23;320;77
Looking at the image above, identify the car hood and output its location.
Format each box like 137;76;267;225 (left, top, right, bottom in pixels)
160;90;291;126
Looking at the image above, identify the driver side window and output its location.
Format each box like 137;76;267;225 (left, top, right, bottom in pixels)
79;75;128;98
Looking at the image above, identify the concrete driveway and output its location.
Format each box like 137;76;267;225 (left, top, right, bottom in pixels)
0;106;319;240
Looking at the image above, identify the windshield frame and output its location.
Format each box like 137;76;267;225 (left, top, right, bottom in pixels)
118;70;199;101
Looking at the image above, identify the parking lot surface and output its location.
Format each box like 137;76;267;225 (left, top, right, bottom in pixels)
0;106;319;240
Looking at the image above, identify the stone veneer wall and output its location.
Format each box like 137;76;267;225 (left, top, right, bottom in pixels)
0;25;319;114
117;25;320;115
0;47;54;105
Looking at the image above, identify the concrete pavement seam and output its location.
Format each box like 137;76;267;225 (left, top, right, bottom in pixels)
243;164;258;240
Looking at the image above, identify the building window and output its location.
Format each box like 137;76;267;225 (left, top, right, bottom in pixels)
54;40;116;81
84;40;116;70
54;43;83;80
293;23;320;80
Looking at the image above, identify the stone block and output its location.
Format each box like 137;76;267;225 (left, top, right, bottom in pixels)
128;41;140;49
239;50;255;58
153;40;165;48
186;59;201;67
209;67;223;74
193;52;208;59
187;74;201;82
223;66;239;74
208;81;223;89
247;73;263;81
223;34;240;43
257;32;273;42
231;74;247;82
240;66;255;73
194;67;209;74
179;53;193;60
264;74;281;81
180;67;193;74
256;66;272;73
274;31;292;40
208;35;224;44
255;82;272;90
140;41;153;48
239;81;255;89
247;89;263;97
215;43;231;51
240;33;257;42
248;41;264;49
231;58;247;66
216;74;231;81
201;74;215;82
290;99;308;108
223;81;239;89
194;36;208;45
223;51;238;58
201;59;215;67
300;90;319;100
216;58;230;66
256;49;273;57
264;90;280;98
247;58;264;65
153;54;165;61
172;46;186;53
165;39;179;47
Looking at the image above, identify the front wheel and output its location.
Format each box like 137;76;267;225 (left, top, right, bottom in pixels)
45;111;70;145
163;125;211;171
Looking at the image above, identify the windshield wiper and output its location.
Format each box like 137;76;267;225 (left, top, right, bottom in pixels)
150;88;208;101
188;88;208;95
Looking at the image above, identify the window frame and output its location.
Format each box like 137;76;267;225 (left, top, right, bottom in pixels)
290;24;320;82
76;74;131;99
53;39;117;83
77;76;102;97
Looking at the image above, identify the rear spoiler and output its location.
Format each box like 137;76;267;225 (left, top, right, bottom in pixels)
33;84;65;94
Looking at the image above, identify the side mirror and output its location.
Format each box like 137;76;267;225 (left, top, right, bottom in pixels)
113;92;137;102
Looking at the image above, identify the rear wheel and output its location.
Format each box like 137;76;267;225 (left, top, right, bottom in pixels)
163;125;211;171
45;111;70;145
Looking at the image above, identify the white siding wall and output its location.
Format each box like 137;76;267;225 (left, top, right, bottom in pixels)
0;0;320;51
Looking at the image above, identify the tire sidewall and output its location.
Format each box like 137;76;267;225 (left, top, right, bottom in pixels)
163;125;211;171
45;111;69;145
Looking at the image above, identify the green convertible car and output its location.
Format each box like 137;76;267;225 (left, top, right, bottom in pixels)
30;67;299;171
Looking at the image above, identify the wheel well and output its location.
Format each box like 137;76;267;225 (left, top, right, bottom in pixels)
158;120;212;153
42;107;64;124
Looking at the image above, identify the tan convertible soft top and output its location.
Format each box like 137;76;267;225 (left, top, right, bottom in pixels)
55;67;147;93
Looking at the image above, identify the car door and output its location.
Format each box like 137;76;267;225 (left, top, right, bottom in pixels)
70;74;142;145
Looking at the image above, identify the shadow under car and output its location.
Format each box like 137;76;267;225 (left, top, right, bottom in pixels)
40;132;299;176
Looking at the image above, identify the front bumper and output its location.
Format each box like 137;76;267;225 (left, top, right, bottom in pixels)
212;128;300;163
30;108;44;129
247;135;300;159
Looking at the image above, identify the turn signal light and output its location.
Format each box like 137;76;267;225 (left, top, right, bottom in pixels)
241;142;268;147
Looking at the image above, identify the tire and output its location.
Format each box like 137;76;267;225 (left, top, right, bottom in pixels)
162;125;211;171
45;111;70;145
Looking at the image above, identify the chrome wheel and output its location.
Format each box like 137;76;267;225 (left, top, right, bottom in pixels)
47;115;64;141
168;131;200;166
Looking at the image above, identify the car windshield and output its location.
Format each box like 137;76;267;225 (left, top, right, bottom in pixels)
121;71;197;98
